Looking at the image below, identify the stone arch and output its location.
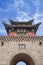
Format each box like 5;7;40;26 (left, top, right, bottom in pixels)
10;53;35;65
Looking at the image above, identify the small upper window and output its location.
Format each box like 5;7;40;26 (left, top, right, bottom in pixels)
19;44;25;49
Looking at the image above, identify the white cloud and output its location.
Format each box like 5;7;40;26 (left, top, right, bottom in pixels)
0;29;6;33
32;0;43;24
33;12;43;24
32;0;40;13
0;0;42;24
14;0;25;8
33;0;40;6
0;0;42;23
11;0;31;21
16;11;31;21
0;0;30;21
33;12;43;35
1;0;25;12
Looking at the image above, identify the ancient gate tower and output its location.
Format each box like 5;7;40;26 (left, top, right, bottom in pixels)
0;19;43;65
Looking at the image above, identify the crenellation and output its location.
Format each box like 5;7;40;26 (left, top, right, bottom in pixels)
0;36;43;42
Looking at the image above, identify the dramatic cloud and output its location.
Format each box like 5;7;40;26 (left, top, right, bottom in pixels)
16;11;31;21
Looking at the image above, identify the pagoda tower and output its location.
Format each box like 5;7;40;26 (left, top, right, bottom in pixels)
2;19;41;36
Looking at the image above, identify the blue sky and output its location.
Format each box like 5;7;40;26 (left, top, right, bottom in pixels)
16;61;26;65
0;0;43;36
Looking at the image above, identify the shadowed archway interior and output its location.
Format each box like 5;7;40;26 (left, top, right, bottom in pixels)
10;53;35;65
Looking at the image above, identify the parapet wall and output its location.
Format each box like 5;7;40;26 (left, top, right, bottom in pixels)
0;36;43;42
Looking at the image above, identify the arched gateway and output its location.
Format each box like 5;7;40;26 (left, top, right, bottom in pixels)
10;53;35;65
